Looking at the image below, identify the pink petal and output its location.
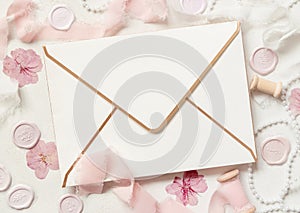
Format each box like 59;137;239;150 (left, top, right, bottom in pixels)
183;170;198;186
8;48;42;87
48;156;59;170
289;105;300;115
166;176;185;196
27;62;43;73
44;142;59;170
35;164;49;179
48;155;59;170
183;170;198;180
176;189;199;206
289;99;300;107
167;171;207;206
11;48;26;61
26;140;47;169
44;142;57;155
186;190;198;206
289;90;300;115
166;183;181;195
175;190;188;206
26;151;42;170
24;50;43;72
190;176;208;193
289;94;300;105
32;140;46;153
291;88;300;101
173;176;183;185
289;101;300;109
17;72;38;88
3;56;20;78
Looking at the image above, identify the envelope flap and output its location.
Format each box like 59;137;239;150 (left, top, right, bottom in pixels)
43;21;240;131
190;28;257;159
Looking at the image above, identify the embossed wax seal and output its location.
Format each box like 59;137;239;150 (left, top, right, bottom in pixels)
180;0;207;15
13;122;41;149
48;4;75;31
7;184;34;210
261;137;290;165
250;47;278;75
59;194;83;213
0;164;12;192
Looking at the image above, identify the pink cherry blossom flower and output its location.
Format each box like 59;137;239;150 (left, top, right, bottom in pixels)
165;170;208;206
289;88;300;116
3;48;43;87
26;140;59;179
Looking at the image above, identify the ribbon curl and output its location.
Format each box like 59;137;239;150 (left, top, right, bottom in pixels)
0;0;168;60
0;0;35;59
262;7;300;50
74;149;193;213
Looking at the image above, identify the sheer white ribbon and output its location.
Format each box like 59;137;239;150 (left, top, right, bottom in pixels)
0;61;20;124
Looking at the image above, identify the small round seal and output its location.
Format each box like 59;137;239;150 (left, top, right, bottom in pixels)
0;164;12;192
7;184;34;210
59;194;83;213
180;0;207;15
13;122;41;149
250;47;278;75
48;5;75;31
261;137;290;165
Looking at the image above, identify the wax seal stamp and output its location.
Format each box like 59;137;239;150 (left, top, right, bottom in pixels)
261;137;290;165
48;4;75;31
180;0;207;15
0;164;12;192
217;169;239;182
7;184;35;210
13;122;41;149
250;75;282;98
59;194;83;213
250;47;278;75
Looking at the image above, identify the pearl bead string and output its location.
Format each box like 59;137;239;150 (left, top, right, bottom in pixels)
248;77;300;213
289;0;300;9
209;0;218;11
81;0;111;13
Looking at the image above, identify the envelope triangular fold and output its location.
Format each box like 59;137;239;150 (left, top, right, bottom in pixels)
43;21;257;187
44;54;113;185
190;24;256;159
44;21;241;130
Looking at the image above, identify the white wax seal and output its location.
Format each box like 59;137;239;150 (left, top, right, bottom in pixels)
59;194;83;213
0;164;12;192
180;0;207;15
48;4;75;31
7;184;35;210
261;137;290;165
250;47;278;75
13;122;41;149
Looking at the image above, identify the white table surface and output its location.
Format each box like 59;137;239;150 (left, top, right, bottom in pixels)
1;0;300;212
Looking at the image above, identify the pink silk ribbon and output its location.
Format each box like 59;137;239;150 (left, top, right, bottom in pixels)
113;182;194;213
0;0;167;60
127;0;168;23
74;149;193;213
0;18;8;60
0;0;35;59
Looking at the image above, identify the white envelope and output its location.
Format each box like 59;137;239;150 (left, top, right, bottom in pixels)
43;21;257;187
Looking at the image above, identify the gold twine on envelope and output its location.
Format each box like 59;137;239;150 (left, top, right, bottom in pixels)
44;21;256;187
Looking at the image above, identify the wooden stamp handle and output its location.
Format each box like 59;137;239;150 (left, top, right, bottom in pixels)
250;75;282;98
217;169;240;183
